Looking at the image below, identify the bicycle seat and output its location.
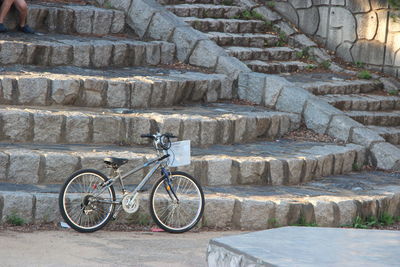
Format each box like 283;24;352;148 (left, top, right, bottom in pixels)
104;157;128;168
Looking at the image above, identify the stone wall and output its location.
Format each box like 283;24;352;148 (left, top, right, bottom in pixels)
272;0;400;78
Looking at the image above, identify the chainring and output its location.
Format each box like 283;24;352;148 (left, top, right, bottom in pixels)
122;192;140;214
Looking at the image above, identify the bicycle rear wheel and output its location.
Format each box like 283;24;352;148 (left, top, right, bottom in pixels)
150;171;204;233
59;169;116;233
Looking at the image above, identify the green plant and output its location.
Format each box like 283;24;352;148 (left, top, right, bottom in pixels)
233;10;264;20
388;90;399;96
267;1;276;8
276;31;288;46
268;218;280;228
358;70;372;79
296;47;310;59
264;20;273;31
320;60;331;69
223;0;234;6
137;214;151;226
352;162;361;171
103;0;113;9
306;64;317;70
352;213;399;229
291;216;318;227
353;216;368;229
355;61;365;68
379;213;395;226
6;213;25;226
389;0;400;9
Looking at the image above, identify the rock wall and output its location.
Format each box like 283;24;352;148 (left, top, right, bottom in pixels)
272;0;400;78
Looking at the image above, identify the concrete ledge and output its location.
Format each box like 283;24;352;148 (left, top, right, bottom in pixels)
207;227;400;266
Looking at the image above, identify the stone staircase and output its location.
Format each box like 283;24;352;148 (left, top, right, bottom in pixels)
160;0;400;151
0;0;399;230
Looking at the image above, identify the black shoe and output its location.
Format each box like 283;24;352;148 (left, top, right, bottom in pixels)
0;23;8;33
17;25;35;34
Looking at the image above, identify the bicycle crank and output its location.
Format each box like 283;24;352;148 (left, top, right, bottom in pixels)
122;192;140;214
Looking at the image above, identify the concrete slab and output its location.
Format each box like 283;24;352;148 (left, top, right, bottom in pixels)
207;227;400;267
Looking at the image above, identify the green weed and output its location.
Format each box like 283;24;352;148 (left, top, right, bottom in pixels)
296;47;310;59
267;1;276;8
233;10;264;20
137;214;152;226
358;70;372;79
103;0;113;9
223;0;234;6
388;90;399;96
320;60;331;69
352;163;361;171
6;213;25;226
268;218;280;228
291;216;318;227
355;61;365;68
352;213;399;229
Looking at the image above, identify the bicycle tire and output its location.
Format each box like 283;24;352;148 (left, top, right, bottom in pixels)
149;171;204;233
59;169;116;233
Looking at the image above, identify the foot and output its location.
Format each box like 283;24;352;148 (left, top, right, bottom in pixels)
0;23;8;33
17;24;35;34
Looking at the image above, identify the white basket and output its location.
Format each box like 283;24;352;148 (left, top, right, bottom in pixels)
167;140;191;167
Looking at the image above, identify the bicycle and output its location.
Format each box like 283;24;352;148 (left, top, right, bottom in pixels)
58;133;205;233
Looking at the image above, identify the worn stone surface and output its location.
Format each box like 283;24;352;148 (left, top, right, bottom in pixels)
370;142;400;170
327;115;363;142
43;153;79;183
33;112;63;143
189;40;227;69
235;199;275;230
1;110;32;142
7;150;40;184
35;194;62;223
0;192;33;223
304;98;343;134
275;86;312;114
203;197;235;228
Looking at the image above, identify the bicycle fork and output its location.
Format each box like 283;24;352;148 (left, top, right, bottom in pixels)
161;168;180;203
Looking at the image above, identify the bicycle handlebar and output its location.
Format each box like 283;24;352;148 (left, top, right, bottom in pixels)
140;133;177;150
140;133;177;139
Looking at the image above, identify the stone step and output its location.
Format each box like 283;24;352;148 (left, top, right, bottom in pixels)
166;4;244;18
347;111;400;127
225;46;300;61
182;17;268;33
283;73;383;95
321;94;400;111
2;171;398;229
0;103;299;146
0;140;364;186
0;33;174;67
207;32;279;48
4;3;126;35
0;65;226;109
368;126;400;145
246;60;310;74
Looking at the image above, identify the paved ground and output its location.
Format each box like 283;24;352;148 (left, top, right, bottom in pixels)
0;229;242;267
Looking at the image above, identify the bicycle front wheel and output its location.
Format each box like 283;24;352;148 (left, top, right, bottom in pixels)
150;171;205;233
59;169;116;233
